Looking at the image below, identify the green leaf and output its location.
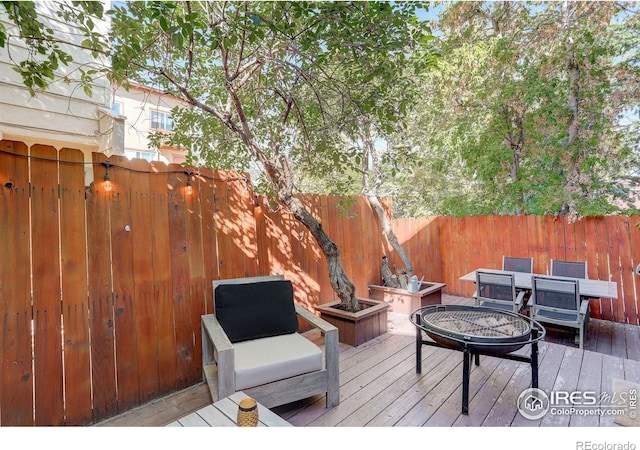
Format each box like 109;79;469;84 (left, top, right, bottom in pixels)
172;31;183;48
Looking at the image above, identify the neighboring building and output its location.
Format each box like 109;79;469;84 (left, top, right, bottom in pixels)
112;82;188;165
0;2;189;184
0;1;122;185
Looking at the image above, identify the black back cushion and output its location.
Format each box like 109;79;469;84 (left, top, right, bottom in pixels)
214;280;298;343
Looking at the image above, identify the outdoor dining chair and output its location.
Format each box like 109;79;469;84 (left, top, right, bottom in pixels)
530;275;589;349
502;256;533;273
474;270;526;314
550;259;588;279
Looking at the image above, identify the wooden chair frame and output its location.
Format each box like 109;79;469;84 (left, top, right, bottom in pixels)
201;275;339;408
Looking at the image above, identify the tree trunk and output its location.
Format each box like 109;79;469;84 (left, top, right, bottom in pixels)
361;124;415;279
560;2;583;219
286;196;360;312
366;194;414;278
235;125;361;312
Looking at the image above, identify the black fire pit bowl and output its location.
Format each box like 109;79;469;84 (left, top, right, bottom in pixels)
415;305;541;356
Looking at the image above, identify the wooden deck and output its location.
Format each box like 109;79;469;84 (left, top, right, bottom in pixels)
96;294;640;428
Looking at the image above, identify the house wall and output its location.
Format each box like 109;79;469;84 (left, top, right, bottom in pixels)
113;83;188;164
0;1;114;184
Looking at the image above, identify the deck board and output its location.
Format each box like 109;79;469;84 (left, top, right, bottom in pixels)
95;294;640;428
599;354;626;427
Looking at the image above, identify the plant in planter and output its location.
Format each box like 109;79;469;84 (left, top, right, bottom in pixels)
353;124;446;315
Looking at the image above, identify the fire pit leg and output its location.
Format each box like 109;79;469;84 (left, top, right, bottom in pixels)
462;348;471;415
531;328;539;388
415;312;422;374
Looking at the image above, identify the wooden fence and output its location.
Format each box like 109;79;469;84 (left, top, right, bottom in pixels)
1;140;638;426
0;141;388;426
390;215;640;327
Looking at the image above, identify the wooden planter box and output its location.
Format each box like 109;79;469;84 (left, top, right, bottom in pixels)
316;298;389;347
368;282;446;315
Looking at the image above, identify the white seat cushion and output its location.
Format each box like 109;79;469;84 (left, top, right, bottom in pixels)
233;333;323;390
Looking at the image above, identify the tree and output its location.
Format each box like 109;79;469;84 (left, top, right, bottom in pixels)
108;1;432;312
394;1;640;218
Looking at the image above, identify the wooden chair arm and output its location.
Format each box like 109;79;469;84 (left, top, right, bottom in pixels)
295;304;338;335
295;304;339;406
201;314;235;401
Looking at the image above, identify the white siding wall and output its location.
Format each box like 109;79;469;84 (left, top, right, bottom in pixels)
0;1;115;184
115;84;187;164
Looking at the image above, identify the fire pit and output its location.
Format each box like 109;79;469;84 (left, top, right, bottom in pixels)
410;304;546;415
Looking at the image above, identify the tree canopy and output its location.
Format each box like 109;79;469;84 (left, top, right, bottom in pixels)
107;1;434;311
389;1;640;219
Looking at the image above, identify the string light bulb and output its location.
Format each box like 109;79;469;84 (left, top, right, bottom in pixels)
102;161;113;192
185;171;193;196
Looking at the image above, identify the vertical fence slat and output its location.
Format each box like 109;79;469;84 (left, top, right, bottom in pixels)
605;216;625;323
362;198;380;286
108;156;139;412
237;175;259;278
616;217;637;325
526;216;546;274
0;140;33;425
594;217;613;320
87;153;117;421
149;161;177;395
184;164;205;385
427;217;443;282
585;217;604;318
572;218;588;270
30;145;64;426
129;158;158;403
295;196;317;308
318;195;334;302
59;147;92;425
476;215;490;271
627;216;640;325
213;169;233;280
515;215;531;261
167;167;192;389
254;195;270;278
199;168;218;313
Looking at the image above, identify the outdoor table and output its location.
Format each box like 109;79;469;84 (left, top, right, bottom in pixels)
459;268;619;300
166;391;292;427
411;304;546;415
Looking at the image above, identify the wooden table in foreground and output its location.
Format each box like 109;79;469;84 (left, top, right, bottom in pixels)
166;391;292;427
459;268;618;299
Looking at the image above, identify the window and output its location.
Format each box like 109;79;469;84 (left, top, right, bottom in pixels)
125;150;155;162
151;110;173;131
111;101;123;115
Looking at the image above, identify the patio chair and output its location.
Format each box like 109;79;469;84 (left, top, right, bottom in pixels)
473;270;525;313
201;275;339;408
530;275;589;349
550;259;588;279
502;256;533;273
